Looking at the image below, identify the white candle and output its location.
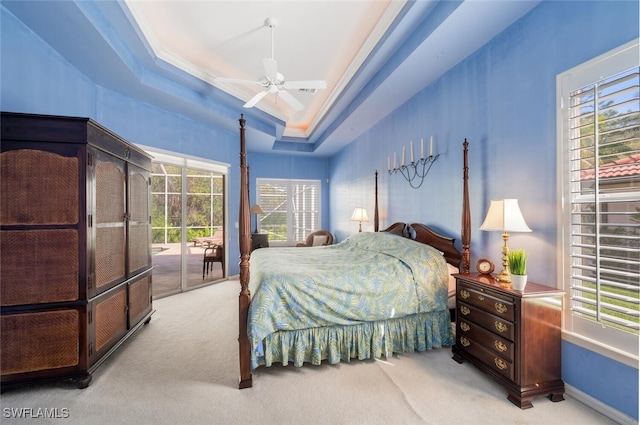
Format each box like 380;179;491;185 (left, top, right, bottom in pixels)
402;147;405;166
410;141;414;163
393;152;397;169
430;136;433;156
388;157;390;171
420;138;424;159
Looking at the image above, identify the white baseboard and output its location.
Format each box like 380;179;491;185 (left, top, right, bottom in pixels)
565;384;638;425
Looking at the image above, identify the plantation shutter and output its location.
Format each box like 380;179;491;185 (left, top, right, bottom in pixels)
291;181;319;241
257;179;320;244
568;66;640;337
257;181;288;242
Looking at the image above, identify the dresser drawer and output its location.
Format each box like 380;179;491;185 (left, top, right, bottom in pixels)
458;302;515;341
458;334;514;381
458;282;514;321
458;318;514;360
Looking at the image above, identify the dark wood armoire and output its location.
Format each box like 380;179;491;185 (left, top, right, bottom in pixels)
0;112;154;389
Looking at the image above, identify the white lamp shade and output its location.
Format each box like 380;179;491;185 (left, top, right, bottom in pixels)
350;207;369;222
479;199;531;232
250;204;264;214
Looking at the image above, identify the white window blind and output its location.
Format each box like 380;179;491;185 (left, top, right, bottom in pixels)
563;56;640;355
256;179;320;245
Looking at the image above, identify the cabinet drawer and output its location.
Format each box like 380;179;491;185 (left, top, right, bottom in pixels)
457;334;514;381
458;318;514;360
128;271;152;327
1;308;81;375
90;287;127;363
458;302;515;341
458;282;514;321
1;229;79;306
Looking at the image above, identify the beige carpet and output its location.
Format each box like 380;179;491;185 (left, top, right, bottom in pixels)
1;278;619;425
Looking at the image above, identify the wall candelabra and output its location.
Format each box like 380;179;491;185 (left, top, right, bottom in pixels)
388;137;439;189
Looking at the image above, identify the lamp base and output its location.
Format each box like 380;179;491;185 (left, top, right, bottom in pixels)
495;269;511;288
495;231;511;286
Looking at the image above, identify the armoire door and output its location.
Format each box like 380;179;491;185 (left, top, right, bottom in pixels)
90;148;126;298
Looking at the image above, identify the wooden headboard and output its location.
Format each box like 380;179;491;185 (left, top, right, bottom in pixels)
381;222;462;269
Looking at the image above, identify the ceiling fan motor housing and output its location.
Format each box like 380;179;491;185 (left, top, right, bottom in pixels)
264;17;278;28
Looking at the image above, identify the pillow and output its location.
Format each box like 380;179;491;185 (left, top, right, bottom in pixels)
446;263;459;310
446;263;459;295
312;235;328;246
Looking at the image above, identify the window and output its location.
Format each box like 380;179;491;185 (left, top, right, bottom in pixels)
151;165;224;244
256;178;321;245
557;39;639;358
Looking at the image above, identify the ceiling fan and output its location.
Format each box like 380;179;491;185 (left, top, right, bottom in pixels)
216;18;327;111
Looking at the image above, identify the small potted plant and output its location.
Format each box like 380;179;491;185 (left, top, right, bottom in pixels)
508;249;528;291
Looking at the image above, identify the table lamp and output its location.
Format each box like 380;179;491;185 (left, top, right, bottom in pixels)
479;199;531;283
250;204;264;234
350;207;368;232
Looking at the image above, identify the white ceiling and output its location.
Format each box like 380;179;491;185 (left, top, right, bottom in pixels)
125;1;405;140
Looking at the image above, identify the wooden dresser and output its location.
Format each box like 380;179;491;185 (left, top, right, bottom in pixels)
1;112;154;389
452;273;564;409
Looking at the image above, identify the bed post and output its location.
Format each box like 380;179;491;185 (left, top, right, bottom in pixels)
461;139;471;273
238;114;253;389
374;170;379;232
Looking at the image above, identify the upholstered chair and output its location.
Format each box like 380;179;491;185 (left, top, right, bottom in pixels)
296;230;334;247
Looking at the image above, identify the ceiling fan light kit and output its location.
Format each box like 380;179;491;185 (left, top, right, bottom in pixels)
216;17;327;111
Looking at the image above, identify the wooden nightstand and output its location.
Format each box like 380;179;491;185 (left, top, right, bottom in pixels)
251;233;269;251
452;273;565;409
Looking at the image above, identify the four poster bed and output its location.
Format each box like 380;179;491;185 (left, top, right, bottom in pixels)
237;115;471;388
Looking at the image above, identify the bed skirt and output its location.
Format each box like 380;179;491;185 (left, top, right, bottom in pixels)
251;310;454;369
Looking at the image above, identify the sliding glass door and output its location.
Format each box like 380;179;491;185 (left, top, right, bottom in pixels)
142;147;229;298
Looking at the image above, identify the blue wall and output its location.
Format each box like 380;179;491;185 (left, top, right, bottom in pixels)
329;1;638;419
1;1;637;419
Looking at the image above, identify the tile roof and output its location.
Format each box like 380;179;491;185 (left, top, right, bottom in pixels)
581;153;640;180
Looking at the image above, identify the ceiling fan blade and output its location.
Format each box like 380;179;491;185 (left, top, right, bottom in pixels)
216;77;265;87
277;90;304;111
283;80;327;90
243;90;269;108
263;58;278;81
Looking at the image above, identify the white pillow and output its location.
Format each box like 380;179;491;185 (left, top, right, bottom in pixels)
312;235;328;246
446;263;459;296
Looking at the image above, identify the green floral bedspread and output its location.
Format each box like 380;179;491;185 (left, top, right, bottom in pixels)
248;232;450;366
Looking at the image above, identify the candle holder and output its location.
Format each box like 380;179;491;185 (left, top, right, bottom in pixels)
389;154;439;189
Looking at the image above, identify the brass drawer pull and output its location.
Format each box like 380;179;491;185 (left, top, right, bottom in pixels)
494;340;507;352
460;322;470;332
478;295;485;301
494;321;508;333
494;358;508;370
460;289;470;300
460;305;470;316
460;337;470;347
495;302;507;314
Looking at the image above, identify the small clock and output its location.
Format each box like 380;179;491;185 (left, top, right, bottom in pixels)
476;258;495;275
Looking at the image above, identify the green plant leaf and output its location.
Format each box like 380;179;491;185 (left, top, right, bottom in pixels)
507;249;528;275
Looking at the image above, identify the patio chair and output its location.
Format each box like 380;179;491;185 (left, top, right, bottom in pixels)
203;244;224;279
